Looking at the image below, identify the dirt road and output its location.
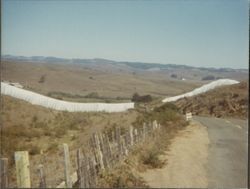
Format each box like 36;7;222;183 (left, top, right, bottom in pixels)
141;116;248;188
141;121;210;188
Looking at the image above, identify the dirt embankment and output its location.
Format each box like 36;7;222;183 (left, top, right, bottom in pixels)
140;121;209;188
174;81;248;119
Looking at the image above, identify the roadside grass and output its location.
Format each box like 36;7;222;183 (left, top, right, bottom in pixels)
139;144;165;169
98;163;148;188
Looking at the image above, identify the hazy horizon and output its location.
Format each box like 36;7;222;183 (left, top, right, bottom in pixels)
2;53;249;70
2;0;249;69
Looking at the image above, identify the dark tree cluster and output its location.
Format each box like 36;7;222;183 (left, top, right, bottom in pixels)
202;75;215;80
171;74;178;78
132;93;153;103
38;74;46;83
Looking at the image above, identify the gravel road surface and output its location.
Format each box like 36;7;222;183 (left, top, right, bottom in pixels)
194;116;248;188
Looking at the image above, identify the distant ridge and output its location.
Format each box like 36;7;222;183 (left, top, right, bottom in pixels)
2;54;245;72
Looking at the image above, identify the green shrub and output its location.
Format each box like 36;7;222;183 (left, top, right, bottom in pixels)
154;102;179;112
133;102;183;130
171;74;177;78
140;147;163;168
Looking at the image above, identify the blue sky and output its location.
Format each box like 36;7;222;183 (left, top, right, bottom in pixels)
2;0;249;69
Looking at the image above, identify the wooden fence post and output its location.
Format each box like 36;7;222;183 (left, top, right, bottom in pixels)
103;133;112;168
89;137;99;173
90;156;97;187
111;131;115;143
152;120;157;130
0;158;8;188
125;131;130;149
129;126;134;146
38;164;46;188
115;127;122;160
146;122;150;134
106;133;113;159
93;133;105;170
121;136;128;156
143;123;147;140
134;128;138;143
150;121;153;133
76;149;85;188
63;143;72;188
15;151;31;188
83;153;89;188
99;133;109;169
138;128;142;142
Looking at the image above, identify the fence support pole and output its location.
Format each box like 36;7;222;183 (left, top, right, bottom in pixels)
63;143;72;188
143;123;147;140
0;158;8;188
134;128;138;143
77;149;85;188
38;164;46;188
15;151;31;188
129;126;134;146
94;133;105;170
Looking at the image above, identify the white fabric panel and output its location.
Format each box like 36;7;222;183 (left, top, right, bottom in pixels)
1;82;134;112
162;79;239;103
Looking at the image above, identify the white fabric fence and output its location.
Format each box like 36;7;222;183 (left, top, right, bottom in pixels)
162;79;239;103
1;82;134;112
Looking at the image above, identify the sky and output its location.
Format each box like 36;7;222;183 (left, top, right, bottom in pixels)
2;0;249;69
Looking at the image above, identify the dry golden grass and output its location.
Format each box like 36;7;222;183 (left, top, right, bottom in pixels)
0;95;139;187
97;163;149;188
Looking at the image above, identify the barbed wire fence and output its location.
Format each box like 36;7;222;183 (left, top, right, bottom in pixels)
0;120;161;188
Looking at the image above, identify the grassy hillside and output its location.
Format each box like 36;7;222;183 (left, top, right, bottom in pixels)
2;61;207;102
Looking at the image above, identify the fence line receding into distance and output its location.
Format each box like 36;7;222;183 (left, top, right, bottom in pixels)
0;120;161;188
